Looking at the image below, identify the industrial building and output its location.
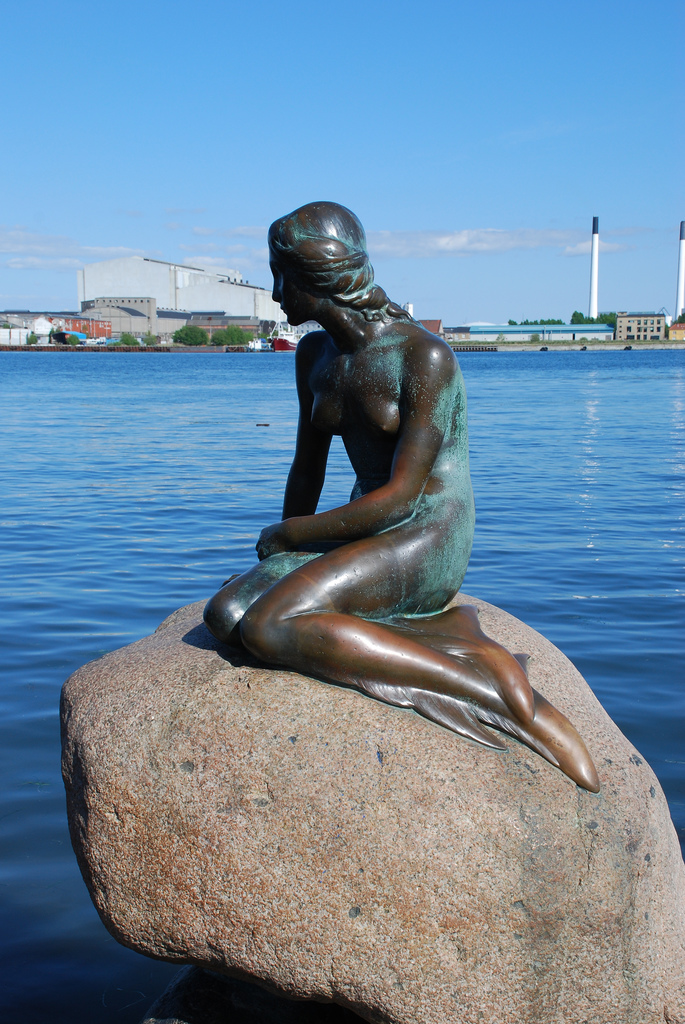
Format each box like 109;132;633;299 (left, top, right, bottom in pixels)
80;298;272;342
187;313;262;339
77;257;282;322
81;297;188;340
467;323;615;343
443;326;471;342
615;313;666;342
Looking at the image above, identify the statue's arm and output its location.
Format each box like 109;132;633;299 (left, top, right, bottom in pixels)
282;333;332;519
258;342;456;559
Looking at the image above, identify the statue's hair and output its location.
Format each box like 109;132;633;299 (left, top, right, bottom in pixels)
268;202;412;324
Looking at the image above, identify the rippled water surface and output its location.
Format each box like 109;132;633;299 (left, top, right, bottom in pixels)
1;350;683;1021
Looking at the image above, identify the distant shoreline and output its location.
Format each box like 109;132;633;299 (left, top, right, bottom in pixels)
454;341;685;352
0;344;244;353
1;342;683;354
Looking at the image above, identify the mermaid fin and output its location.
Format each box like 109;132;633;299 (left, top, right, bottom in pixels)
476;692;600;793
355;677;506;750
410;690;507;750
514;653;530;673
388;606;535;726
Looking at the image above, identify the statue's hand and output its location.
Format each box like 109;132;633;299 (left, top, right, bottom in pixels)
256;521;293;561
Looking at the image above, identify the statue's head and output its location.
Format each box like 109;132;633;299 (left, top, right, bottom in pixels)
268;202;410;324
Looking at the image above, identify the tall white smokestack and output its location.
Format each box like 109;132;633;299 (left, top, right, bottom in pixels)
588;216;599;319
675;221;685;322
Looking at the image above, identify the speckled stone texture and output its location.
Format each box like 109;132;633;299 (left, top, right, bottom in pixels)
62;596;685;1024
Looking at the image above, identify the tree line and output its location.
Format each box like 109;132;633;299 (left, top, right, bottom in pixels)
172;325;253;347
507;312;618;327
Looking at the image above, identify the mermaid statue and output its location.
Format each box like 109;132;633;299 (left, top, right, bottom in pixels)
204;201;600;793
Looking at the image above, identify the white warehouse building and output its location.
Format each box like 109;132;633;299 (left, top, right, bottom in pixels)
77;256;283;320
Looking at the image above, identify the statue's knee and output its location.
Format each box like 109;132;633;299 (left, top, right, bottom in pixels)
204;588;241;645
240;602;283;662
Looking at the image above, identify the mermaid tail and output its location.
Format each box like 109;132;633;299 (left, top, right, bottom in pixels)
476;691;600;792
368;605;600;793
385;604;536;724
210;565;599;792
360;677;507;751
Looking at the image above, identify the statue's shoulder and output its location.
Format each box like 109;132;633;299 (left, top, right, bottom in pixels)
402;324;458;377
296;330;329;361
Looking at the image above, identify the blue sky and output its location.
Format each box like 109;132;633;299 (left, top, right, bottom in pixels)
1;0;682;322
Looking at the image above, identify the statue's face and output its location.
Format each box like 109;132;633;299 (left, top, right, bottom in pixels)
270;259;318;326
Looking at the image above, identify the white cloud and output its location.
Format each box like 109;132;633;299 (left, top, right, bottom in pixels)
367;227;631;259
563;240;628;257
6;257;85;270
181;248;270;271
367;228;577;258
0;226;147;269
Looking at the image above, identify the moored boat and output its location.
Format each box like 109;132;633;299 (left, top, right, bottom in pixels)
271;323;299;351
248;337;273;352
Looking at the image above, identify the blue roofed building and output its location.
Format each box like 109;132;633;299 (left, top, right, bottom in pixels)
467;323;615;343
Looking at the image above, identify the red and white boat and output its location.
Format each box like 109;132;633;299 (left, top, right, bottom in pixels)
271;323;299;351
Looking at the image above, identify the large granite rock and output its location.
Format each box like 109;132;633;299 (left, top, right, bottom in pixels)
61;596;685;1024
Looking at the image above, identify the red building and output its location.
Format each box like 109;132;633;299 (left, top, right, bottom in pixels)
62;317;112;339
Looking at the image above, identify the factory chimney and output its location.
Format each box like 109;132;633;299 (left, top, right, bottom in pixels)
588;216;599;319
675;221;685;322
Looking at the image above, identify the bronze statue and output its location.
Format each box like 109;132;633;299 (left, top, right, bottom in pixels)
204;202;600;793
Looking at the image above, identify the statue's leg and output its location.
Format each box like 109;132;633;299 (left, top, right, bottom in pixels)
386;604;533;714
238;529;598;792
203;552;319;646
382;607;600;792
239;526;535;727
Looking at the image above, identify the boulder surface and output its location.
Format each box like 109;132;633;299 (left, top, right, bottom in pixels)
61;595;685;1024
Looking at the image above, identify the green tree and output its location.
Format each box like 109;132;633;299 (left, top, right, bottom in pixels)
143;332;158;346
66;334;81;345
27;333;38;345
173;324;209;346
570;311;616;326
520;318;563;325
597;312;617;328
507;319;517;326
119;333;139;345
530;333;541;344
211;326;253;347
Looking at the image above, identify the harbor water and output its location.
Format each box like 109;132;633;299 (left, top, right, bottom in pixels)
0;350;683;1021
